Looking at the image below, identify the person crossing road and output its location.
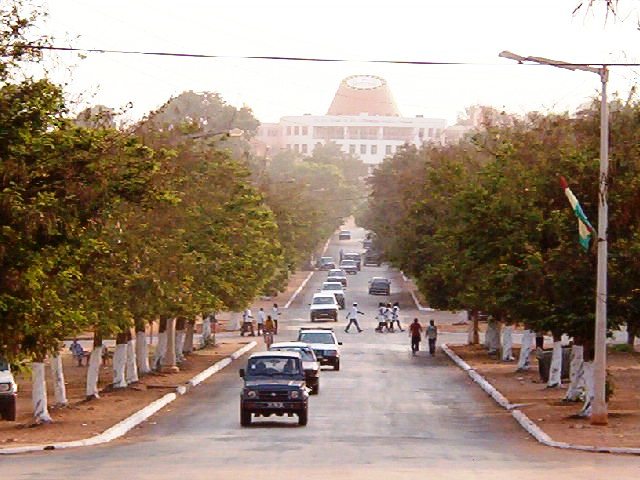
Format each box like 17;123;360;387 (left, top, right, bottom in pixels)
345;302;364;333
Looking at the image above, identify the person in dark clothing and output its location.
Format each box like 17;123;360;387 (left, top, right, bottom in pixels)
409;318;423;355
426;319;438;356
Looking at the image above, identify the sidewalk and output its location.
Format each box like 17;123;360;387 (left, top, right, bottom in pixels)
445;343;640;453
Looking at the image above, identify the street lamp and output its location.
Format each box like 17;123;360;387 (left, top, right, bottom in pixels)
499;50;609;425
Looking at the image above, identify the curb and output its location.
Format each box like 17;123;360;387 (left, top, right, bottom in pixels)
400;271;433;312
0;341;257;455
441;343;640;456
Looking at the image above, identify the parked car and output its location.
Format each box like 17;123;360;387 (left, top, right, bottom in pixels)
327;269;347;287
338;230;351;240
316;256;336;270
309;292;340;322
368;276;391;295
270;342;320;394
239;351;309;426
342;252;362;270
339;259;358;275
297;327;342;371
0;359;17;421
320;281;346;309
363;249;382;267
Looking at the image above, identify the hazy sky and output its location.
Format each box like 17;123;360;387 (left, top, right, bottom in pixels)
39;0;640;125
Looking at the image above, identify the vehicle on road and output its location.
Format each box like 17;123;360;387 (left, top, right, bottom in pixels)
309;292;340;322
342;252;362;270
368;277;391;295
338;230;351;240
297;328;342;371
339;259;358;275
320;281;346;309
0;359;17;421
327;268;347;287
270;342;321;394
316;256;336;270
363;249;382;267
239;351;309;426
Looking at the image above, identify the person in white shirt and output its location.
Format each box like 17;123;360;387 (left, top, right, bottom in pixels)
241;308;254;337
384;303;394;332
391;304;404;332
345;302;364;333
272;303;280;335
256;307;266;335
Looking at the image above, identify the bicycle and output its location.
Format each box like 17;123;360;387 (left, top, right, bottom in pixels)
263;330;274;349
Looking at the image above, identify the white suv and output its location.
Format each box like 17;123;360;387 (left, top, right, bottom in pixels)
0;360;17;421
297;328;342;370
309;292;340;322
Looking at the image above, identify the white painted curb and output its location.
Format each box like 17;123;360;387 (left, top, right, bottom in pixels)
400;271;433;312
442;342;640;456
0;341;257;455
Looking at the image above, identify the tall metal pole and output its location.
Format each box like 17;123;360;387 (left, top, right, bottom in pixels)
591;67;609;425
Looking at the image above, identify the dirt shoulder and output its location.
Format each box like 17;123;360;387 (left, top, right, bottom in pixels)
450;343;640;449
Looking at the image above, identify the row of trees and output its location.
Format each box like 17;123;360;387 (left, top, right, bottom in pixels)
0;3;363;423
361;102;640;416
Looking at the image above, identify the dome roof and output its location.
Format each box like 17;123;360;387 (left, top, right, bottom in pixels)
327;75;400;117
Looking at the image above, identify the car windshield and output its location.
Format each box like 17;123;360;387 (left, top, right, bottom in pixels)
341;260;356;266
0;358;8;371
320;257;333;263
322;284;341;290
344;254;360;260
273;347;316;362
328;270;345;276
298;332;335;344
313;296;335;305
372;280;388;286
246;357;301;377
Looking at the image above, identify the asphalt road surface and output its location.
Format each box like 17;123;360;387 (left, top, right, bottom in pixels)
4;224;640;479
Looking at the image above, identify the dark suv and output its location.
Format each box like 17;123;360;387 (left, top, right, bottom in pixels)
368;277;391;295
239;351;309;426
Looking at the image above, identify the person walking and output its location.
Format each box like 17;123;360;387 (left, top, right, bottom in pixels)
69;339;86;366
426;319;438;356
345;302;364;333
375;302;387;332
409;318;423;356
263;315;275;349
384;303;394;332
272;303;280;335
241;308;254;337
256;307;266;335
391;304;404;331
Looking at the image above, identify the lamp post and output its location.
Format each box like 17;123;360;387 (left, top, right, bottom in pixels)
499;51;609;425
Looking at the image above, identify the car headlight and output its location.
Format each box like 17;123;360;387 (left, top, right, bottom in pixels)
289;390;300;399
246;390;257;399
0;383;13;393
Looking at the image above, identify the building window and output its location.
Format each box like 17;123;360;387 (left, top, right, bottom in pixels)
302;126;308;135
395;145;401;152
349;144;356;154
294;126;300;135
286;144;291;150
360;144;366;154
419;128;425;139
316;142;322;149
301;144;308;154
287;126;292;135
294;144;300;153
371;145;377;155
385;145;392;155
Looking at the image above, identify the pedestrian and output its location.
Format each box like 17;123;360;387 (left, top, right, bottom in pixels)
384;303;394;332
391;304;404;331
264;315;275;349
256;307;266;335
345;302;364;333
241;308;255;337
69;338;85;366
272;303;280;334
409;318;423;355
426;319;438;356
375;302;387;333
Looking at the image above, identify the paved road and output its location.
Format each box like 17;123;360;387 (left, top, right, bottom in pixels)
4;224;640;479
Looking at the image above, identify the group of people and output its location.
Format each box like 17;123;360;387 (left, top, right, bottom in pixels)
241;304;280;348
409;318;438;356
374;302;404;333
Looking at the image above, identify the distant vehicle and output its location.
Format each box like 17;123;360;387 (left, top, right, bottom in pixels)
297;328;342;371
338;230;351;240
317;256;336;270
363;249;382;267
339;259;358;275
0;359;17;421
363;238;373;249
327;268;347;287
320;281;346;309
309;292;340;322
270;342;320;394
342;252;362;270
239;351;309;426
368;276;391;295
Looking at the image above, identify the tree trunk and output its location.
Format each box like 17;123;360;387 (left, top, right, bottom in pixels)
153;317;168;371
112;331;128;388
183;319;195;354
161;317;179;373
485;318;501;354
135;321;151;374
565;343;585;401
547;333;563;388
201;315;212;347
86;332;103;400
579;360;595;417
467;310;479;345
627;322;638;346
517;329;534;371
175;317;186;363
501;325;514;361
49;353;68;407
125;329;139;384
32;361;52;424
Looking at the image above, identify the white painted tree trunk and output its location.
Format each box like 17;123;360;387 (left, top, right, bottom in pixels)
135;331;151;374
175;329;185;363
547;340;563;387
485;320;501;353
49;354;68;407
153;330;167;370
161;317;178;372
201;318;212;347
183;320;195;354
517;330;534;371
565;344;584;402
501;325;514;361
579;361;595;417
32;362;52;423
86;346;103;399
112;343;128;388
125;338;139;384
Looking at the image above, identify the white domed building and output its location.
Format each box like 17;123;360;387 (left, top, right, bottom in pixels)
254;75;447;165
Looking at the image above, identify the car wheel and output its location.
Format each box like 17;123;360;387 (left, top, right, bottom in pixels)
240;407;252;426
298;408;308;426
334;360;340;371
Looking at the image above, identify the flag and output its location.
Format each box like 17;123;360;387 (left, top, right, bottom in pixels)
559;176;595;251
